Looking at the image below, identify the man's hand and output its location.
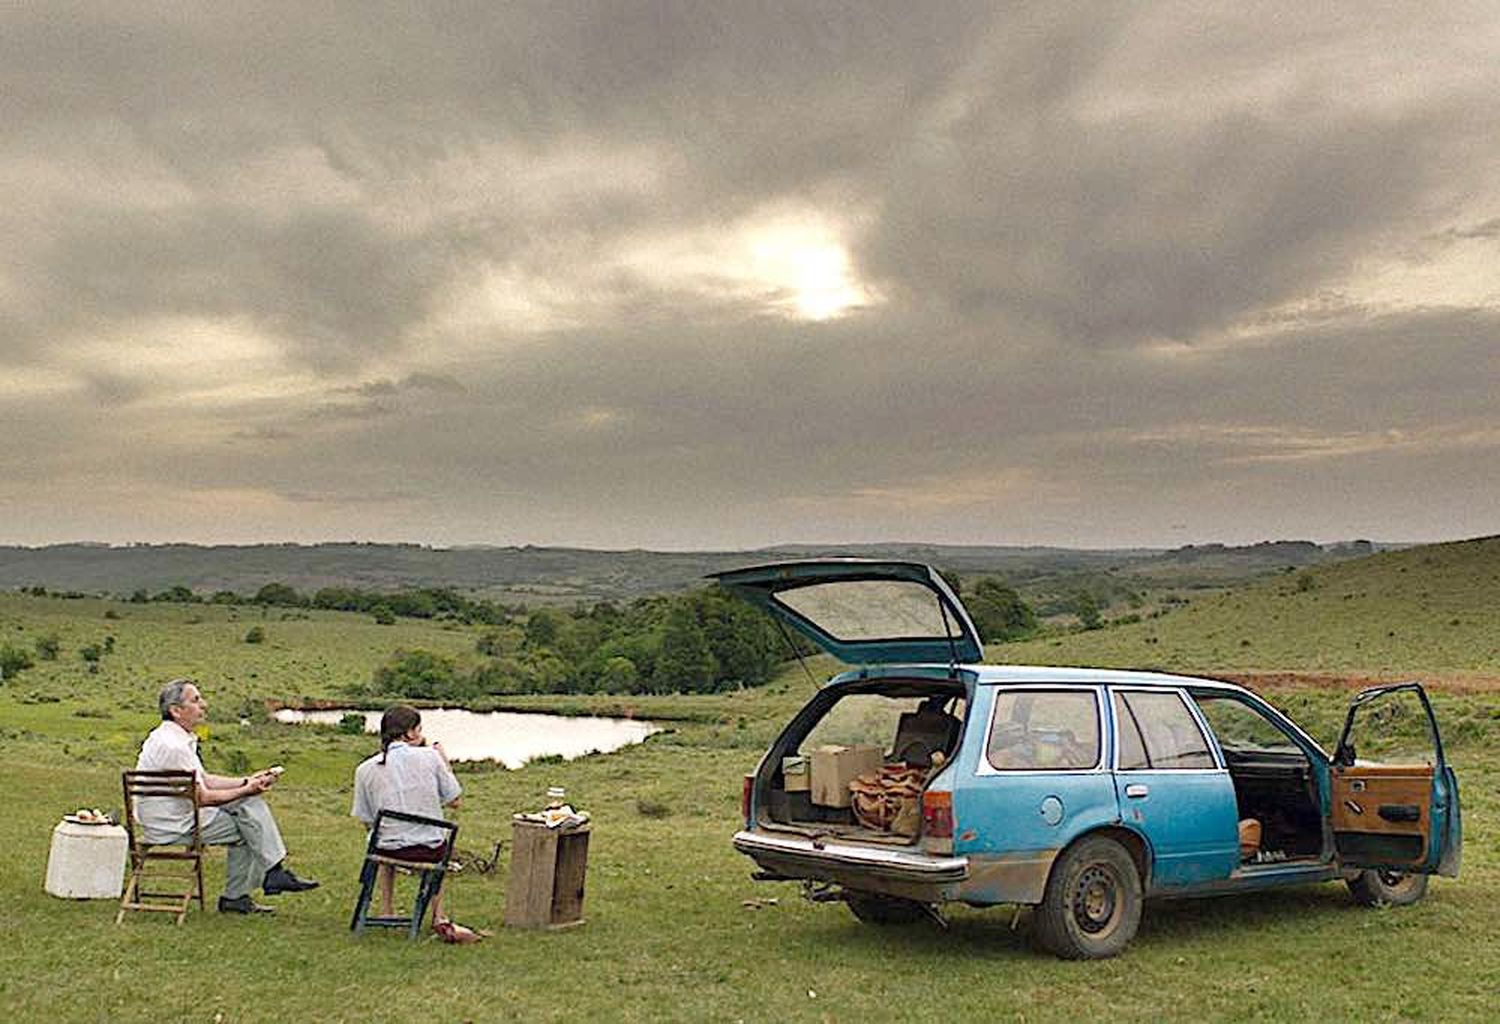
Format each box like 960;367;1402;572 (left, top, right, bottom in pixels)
246;770;276;793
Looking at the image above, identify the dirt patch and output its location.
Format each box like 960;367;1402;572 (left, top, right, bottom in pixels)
1223;671;1500;695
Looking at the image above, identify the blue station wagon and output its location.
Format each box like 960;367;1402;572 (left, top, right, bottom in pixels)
716;559;1462;958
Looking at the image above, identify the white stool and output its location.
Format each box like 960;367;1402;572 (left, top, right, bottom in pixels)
46;820;128;899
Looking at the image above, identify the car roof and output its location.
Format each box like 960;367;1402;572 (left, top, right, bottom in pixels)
829;663;1249;692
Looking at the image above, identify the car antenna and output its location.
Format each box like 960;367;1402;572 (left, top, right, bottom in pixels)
774;618;821;690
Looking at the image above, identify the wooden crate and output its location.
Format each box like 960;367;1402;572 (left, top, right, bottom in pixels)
504;820;590;930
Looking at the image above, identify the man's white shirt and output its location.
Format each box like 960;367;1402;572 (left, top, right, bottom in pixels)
135;719;221;841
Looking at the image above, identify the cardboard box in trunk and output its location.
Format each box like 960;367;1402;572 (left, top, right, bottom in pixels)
781;755;811;792
810;744;883;807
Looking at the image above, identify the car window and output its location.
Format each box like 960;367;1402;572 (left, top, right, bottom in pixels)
986;690;1100;770
801;692;966;762
1113;690;1215;770
1192;694;1303;754
775;580;952;641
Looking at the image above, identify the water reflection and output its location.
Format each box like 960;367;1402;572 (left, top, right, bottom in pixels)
273;707;660;768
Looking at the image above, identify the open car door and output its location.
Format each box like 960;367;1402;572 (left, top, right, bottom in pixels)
1330;683;1461;877
709;559;983;667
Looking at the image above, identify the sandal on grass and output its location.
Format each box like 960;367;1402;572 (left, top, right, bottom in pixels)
432;919;485;944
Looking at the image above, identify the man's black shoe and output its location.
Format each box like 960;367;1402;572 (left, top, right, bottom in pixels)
262;865;320;895
218;894;275;914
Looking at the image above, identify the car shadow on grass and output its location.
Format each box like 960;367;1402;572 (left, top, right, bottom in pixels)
791;883;1363;960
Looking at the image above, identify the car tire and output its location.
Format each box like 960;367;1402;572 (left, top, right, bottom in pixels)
1347;869;1428;907
845;892;927;926
1033;836;1143;959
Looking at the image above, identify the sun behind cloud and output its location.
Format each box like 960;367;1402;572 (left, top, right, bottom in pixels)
743;216;878;321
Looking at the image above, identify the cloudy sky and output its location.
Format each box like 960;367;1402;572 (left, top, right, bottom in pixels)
3;3;1498;550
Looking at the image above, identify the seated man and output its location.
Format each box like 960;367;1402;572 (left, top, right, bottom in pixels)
134;678;319;914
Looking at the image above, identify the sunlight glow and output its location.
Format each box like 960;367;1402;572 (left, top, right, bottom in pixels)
744;218;876;321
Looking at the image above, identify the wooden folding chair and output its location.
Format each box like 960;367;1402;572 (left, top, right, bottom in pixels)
117;770;205;925
350;810;458;940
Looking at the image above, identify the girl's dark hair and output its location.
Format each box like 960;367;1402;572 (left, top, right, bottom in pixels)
379;705;421;764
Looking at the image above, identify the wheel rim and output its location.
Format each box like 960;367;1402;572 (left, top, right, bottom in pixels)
1071;864;1120;934
1376;869;1421;894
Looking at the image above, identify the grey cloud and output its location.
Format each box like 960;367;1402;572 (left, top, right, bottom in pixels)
1;4;1496;547
1435;217;1500;242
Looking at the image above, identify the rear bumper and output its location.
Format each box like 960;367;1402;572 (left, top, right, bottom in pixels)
733;829;969;899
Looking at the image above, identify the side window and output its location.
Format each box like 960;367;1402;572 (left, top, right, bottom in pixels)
1192;695;1303;754
1113;691;1216;770
987;690;1100;770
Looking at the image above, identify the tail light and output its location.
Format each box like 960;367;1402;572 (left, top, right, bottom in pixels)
741;773;755;822
922;790;954;839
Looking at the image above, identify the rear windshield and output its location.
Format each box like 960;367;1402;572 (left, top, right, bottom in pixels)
775;579;953;641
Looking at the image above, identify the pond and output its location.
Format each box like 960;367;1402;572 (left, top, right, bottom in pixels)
272;707;662;768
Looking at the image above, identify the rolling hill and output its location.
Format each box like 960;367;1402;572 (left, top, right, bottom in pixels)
997;534;1500;679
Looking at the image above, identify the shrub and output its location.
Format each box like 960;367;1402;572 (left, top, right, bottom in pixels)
35;634;61;660
635;798;672;819
244;626;266;644
371;605;396;625
1073;592;1103;631
967;577;1038;642
337;712;367;735
0;644;34;681
373;649;467;700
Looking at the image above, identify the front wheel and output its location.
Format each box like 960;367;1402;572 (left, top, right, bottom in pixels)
1033;836;1142;959
1347;869;1428;907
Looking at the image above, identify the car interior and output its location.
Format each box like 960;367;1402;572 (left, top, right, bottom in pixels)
759;680;968;844
1189;690;1325;863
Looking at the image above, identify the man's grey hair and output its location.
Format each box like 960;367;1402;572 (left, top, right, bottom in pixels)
158;678;198;720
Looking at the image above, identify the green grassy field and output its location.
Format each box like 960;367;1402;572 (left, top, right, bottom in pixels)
1;547;1497;1023
998;535;1500;681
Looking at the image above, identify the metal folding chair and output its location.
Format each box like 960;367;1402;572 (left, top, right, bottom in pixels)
117;770;205;925
349;810;458;940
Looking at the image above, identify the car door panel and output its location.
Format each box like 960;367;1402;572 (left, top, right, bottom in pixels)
1331;764;1434;863
1331;683;1461;875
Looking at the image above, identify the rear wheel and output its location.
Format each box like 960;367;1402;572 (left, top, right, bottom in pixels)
1347;869;1428;907
845;892;927;926
1033;836;1142;959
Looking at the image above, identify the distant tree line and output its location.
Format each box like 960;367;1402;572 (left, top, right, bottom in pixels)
117;580;519;625
362;587;787;698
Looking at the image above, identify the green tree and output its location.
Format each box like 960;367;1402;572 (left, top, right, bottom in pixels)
371;604;396;625
967;577;1037;642
654;604;716;692
1073;591;1103;630
597;655;640;694
523;607;566;650
374;649;464;700
694;590;780;688
253;582;303;607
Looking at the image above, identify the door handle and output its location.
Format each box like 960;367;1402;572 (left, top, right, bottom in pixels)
1125;784;1149;799
1378;804;1421;823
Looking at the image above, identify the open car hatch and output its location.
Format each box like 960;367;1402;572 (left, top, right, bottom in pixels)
710;559;983;666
